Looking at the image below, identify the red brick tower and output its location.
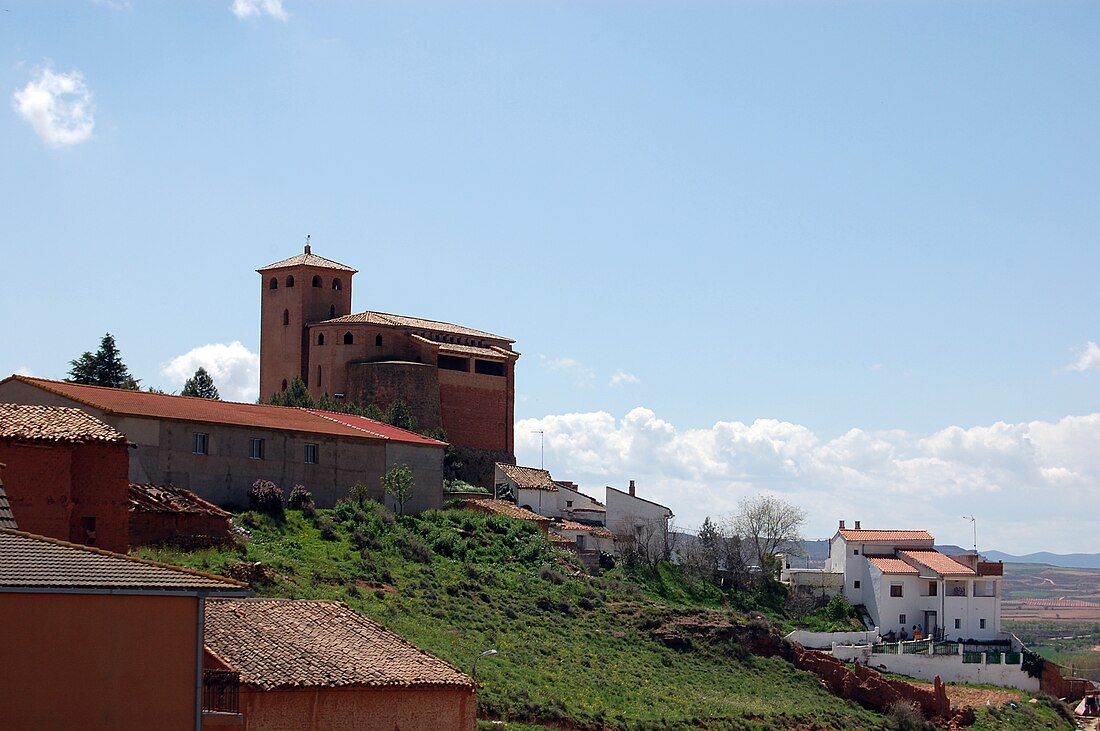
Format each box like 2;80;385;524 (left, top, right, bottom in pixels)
257;244;357;401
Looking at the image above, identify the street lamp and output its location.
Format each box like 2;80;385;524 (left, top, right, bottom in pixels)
472;649;498;683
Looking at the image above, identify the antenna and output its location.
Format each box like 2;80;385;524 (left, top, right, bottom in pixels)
305;234;311;254
962;515;977;555
531;429;544;469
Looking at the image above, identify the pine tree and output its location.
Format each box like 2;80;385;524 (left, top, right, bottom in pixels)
383;399;417;432
269;376;314;408
67;333;140;389
181;367;220;399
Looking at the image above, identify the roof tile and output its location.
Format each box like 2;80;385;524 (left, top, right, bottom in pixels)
257;249;357;273
0;403;127;443
129;483;230;516
866;555;919;574
898;549;975;576
463;499;548;523
837;529;935;543
325;311;512;343
496;463;556;490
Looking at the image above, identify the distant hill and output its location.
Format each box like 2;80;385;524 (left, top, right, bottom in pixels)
983;550;1100;569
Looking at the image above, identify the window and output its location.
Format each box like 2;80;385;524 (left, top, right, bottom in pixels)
312;275;322;287
475;359;505;376
330;304;336;318
249;438;265;460
304;443;318;464
375;334;382;346
281;379;288;391
82;516;97;545
286;275;295;287
853;549;860;555
269;277;278;289
928;581;938;596
576;535;586;550
899;614;906;625
317;366;322;387
890;584;903;597
193;432;209;455
318;333;325;345
566;500;573;508
283;309;290;326
853;580;861;589
332;278;342;290
954;618;961;630
979;618;986;630
343;332;353;345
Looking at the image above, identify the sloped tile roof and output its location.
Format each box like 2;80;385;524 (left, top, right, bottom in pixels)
554;520;614;540
0;528;248;592
898;549;975;576
463;499;548;523
257;248;357;273
129;483;230;517
408;335;515;360
866;555;919;574
325;311;513;343
204;599;474;689
0;480;17;529
837;529;934;543
496;463;556;491
3;377;436;447
0;403;127;443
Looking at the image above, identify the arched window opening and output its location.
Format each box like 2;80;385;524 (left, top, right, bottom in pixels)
332;278;342;291
343;332;353;345
375;334;382;347
281;379;288;391
318;333;325;346
330;304;336;318
312;275;322;288
286;275;295;288
269;277;278;290
282;309;290;326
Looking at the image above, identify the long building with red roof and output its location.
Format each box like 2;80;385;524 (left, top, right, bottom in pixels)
0;376;446;513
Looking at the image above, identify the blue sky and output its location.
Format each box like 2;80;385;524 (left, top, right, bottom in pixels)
3;1;1098;553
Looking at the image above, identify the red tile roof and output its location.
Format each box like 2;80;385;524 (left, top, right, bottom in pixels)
496;463;556;490
898;550;975;576
0;528;248;592
3;377;439;447
326;311;513;343
554;521;614;539
837;529;934;543
463;499;548;523
204;599;473;689
129;483;230;517
866;555;919;574
256;248;357;273
408;335;516;360
0;403;127;443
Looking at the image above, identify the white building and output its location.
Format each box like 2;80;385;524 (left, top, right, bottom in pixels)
827;521;1003;642
605;481;674;560
493;463;606;524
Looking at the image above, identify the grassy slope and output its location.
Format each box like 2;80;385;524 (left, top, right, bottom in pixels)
138;504;1071;731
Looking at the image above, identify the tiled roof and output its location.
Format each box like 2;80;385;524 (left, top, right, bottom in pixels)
129;483;230;516
898;550;975;576
2;377;437;447
306;410;445;447
204;599;474;689
496;463;556;490
256;247;357;273
837;529;935;543
866;555;919;574
463;499;548;523
0;403;127;443
408;335;515;360
0;480;17;529
554;520;614;539
0;528;248;592
325;311;513;343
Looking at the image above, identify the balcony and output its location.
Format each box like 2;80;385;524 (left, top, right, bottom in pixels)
203;669;240;714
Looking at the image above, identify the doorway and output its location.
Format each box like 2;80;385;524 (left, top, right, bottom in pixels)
924;611;938;641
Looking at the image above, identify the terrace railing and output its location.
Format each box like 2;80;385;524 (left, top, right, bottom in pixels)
202;669;240;714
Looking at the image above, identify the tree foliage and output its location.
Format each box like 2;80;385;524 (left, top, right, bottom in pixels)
67;333;140;389
730;495;806;574
181;367;220;399
269;376;313;408
382;463;414;515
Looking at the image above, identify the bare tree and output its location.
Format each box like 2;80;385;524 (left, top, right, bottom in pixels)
729;495;806;576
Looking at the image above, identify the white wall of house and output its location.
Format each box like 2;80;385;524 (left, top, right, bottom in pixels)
515;486;561;518
832;643;1038;692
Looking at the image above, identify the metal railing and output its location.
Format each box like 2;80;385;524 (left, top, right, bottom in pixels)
203;669;240;714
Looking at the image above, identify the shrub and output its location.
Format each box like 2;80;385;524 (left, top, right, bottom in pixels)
887;701;925;731
288;484;313;509
316;516;339;541
397;533;433;564
248;479;285;519
348;481;371;507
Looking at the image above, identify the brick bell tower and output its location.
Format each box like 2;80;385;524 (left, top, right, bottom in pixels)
257;243;357;402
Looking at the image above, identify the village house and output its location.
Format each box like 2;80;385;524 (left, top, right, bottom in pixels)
0;376;445;513
203;598;476;731
129;482;234;548
0;402;131;552
825;521;1004;642
258;245;519;486
605;480;674;559
494;462;606;524
0;527;249;731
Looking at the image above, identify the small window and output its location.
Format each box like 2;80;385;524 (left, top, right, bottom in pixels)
249;438;265;460
317;365;322;387
318;333;325;345
332;278;342;291
283;309;290;326
954;618;961;630
566;500;573;508
330;304;336;318
312;275;322;288
853;580;861;589
81;516;97;545
193;432;209;455
853;549;860;555
890;584;903;597
979;618;986;629
928;581;938;596
281;379;288;391
304;443;318;464
343;332;353;345
375;334;382;346
286;275;295;287
899;614;906;625
269;277;278;289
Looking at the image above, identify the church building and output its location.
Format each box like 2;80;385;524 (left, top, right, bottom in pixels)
258;245;519;478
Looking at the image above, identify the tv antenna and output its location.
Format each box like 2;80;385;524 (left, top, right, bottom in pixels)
962;515;977;555
531;430;544;469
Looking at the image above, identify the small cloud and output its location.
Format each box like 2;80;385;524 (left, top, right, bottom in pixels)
230;0;288;21
12;67;95;148
538;355;595;387
162;342;260;402
92;0;132;9
15;366;33;376
1066;341;1100;372
609;369;639;387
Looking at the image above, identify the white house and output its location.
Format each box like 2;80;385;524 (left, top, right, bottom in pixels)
493;463;606;524
827;521;1003;642
605;481;674;560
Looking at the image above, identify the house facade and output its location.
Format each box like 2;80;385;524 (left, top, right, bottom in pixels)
826;521;1003;641
494;463;606;524
0;376;445;513
605;481;674;558
0;403;131;552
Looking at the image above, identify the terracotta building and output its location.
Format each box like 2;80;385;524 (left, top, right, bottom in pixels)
0;376;445;513
204;598;476;731
0;528;248;731
0;402;130;552
257;246;519;481
129;482;234;548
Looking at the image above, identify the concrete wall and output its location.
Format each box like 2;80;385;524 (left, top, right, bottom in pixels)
832;643;1040;692
785;629;880;649
383;442;444;514
237;684;475;731
1;591;199;731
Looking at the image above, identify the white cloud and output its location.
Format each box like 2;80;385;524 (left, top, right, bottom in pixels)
539;354;595;388
162;342;259;403
230;0;288;21
12;67;95;148
609;369;639;387
1066;341;1100;372
15;365;33;376
92;0;132;10
515;409;1100;555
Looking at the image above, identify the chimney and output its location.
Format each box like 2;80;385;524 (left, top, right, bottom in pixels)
628;479;636;497
854;520;861;530
839;520;845;530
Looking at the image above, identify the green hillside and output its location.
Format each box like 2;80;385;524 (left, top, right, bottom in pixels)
137;502;1072;731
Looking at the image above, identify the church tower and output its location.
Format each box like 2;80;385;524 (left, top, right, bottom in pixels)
257;244;357;402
